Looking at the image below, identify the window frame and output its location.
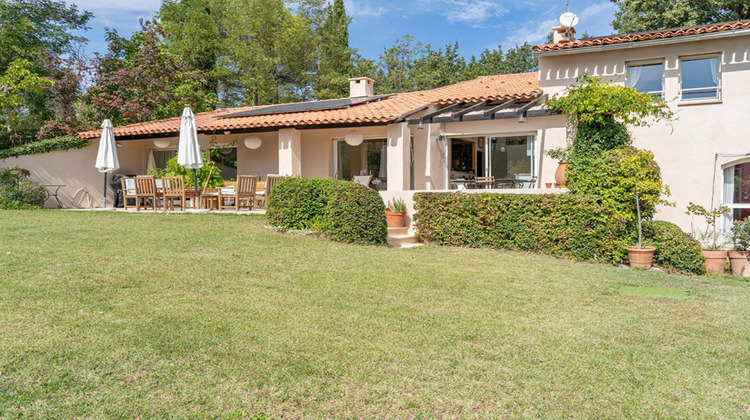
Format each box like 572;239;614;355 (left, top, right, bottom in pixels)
721;160;750;230
679;53;722;102
626;59;665;99
331;136;388;181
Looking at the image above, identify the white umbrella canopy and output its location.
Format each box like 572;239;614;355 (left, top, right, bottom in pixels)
177;107;206;210
95;119;119;173
95;119;119;209
177;107;203;170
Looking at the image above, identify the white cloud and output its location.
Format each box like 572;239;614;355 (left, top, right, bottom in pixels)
441;0;508;25
344;0;389;18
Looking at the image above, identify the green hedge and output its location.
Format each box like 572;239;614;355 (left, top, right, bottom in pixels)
414;192;625;262
0;168;46;209
0;136;89;160
267;177;387;245
644;221;706;275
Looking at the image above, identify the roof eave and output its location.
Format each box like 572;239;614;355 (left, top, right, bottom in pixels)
534;27;750;56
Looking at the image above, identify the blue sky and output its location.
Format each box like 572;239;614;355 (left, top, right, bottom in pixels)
70;0;618;59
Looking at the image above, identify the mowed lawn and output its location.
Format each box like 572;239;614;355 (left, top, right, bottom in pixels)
0;212;748;419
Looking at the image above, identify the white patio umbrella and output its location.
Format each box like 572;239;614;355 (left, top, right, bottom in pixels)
94;119;119;209
177;107;203;208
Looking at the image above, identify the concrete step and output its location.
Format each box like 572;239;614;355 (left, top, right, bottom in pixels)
387;234;423;248
387;226;409;236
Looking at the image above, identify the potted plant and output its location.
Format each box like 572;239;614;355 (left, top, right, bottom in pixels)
546;146;571;187
385;198;407;228
686;203;729;274
626;192;656;268
729;217;750;276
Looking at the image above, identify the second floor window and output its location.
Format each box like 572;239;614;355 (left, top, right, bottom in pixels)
627;62;664;98
680;55;720;101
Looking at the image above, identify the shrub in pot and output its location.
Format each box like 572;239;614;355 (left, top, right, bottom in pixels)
385;198;407;228
686;203;729;274
546;147;570;187
729;217;750;276
626;192;655;268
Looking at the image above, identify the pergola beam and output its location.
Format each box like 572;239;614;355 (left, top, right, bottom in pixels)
419;102;464;123
451;99;491;120
482;98;518;117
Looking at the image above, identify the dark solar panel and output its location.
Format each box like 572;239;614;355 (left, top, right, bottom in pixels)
217;94;393;118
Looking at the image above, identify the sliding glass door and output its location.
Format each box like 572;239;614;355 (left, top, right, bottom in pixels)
487;135;535;185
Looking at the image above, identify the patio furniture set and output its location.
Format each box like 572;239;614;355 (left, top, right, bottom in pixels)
449;176;538;190
121;174;281;211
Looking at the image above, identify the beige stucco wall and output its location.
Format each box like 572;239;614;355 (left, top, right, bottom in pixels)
537;34;750;231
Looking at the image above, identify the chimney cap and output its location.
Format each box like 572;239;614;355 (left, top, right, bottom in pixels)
348;77;375;98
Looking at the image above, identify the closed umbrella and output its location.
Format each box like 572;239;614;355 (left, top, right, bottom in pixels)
177;107;203;208
94;119;119;209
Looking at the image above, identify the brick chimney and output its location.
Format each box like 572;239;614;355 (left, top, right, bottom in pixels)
552;25;576;44
349;77;375;98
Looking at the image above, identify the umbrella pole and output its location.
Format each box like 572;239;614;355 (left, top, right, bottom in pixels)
103;172;108;209
192;168;200;209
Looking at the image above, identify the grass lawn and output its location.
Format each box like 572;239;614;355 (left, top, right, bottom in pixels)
0;211;748;418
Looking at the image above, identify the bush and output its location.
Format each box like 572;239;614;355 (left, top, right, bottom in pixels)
267;177;387;245
643;221;706;275
567;146;669;225
0;136;89;160
148;151;224;189
0;168;46;209
414;192;625;262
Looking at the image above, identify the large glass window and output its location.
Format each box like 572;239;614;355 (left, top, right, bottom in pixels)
627;62;664;98
680;56;720;101
723;162;750;225
336;139;387;190
488;135;535;184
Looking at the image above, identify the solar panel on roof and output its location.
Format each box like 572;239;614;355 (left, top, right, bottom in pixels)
216;94;393;119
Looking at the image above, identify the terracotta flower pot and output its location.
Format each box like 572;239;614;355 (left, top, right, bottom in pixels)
702;250;728;274
626;246;656;269
554;162;568;187
545;182;553;188
385;209;405;228
727;250;750;276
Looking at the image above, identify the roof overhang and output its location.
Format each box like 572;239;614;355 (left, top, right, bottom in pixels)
405;94;557;125
534;27;750;57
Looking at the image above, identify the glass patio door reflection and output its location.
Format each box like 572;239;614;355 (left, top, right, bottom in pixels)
486;135;535;183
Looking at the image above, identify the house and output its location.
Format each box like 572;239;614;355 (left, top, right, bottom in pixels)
3;19;750;232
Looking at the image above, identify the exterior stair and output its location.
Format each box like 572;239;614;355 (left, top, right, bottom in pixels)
387;226;423;248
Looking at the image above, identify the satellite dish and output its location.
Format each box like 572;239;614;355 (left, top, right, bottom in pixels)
559;12;579;28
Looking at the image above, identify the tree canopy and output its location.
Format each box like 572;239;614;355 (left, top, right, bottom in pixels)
610;0;750;33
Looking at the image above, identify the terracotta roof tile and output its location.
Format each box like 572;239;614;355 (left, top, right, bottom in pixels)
533;19;750;53
79;72;541;139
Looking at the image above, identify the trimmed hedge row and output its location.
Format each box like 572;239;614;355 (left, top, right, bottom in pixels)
414;192;625;262
266;177;387;245
0;136;89;160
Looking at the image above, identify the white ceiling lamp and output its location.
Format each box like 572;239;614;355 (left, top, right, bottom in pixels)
244;136;262;150
153;139;171;149
344;130;364;146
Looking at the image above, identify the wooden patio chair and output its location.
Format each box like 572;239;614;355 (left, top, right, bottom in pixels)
475;176;495;189
255;174;281;208
121;178;137;210
219;175;257;211
352;175;372;187
134;175;158;211
162;176;186;211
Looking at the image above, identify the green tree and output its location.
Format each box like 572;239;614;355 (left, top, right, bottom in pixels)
0;59;54;146
610;0;750;33
315;0;353;99
0;0;92;70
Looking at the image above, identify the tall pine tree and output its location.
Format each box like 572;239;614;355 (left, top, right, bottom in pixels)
315;0;353;99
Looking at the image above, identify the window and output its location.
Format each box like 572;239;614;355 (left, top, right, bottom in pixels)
627;61;664;98
336;138;387;190
488;135;535;184
680;55;720;101
723;162;750;225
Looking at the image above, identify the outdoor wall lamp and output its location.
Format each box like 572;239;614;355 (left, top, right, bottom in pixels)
243;136;262;149
153;139;171;148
